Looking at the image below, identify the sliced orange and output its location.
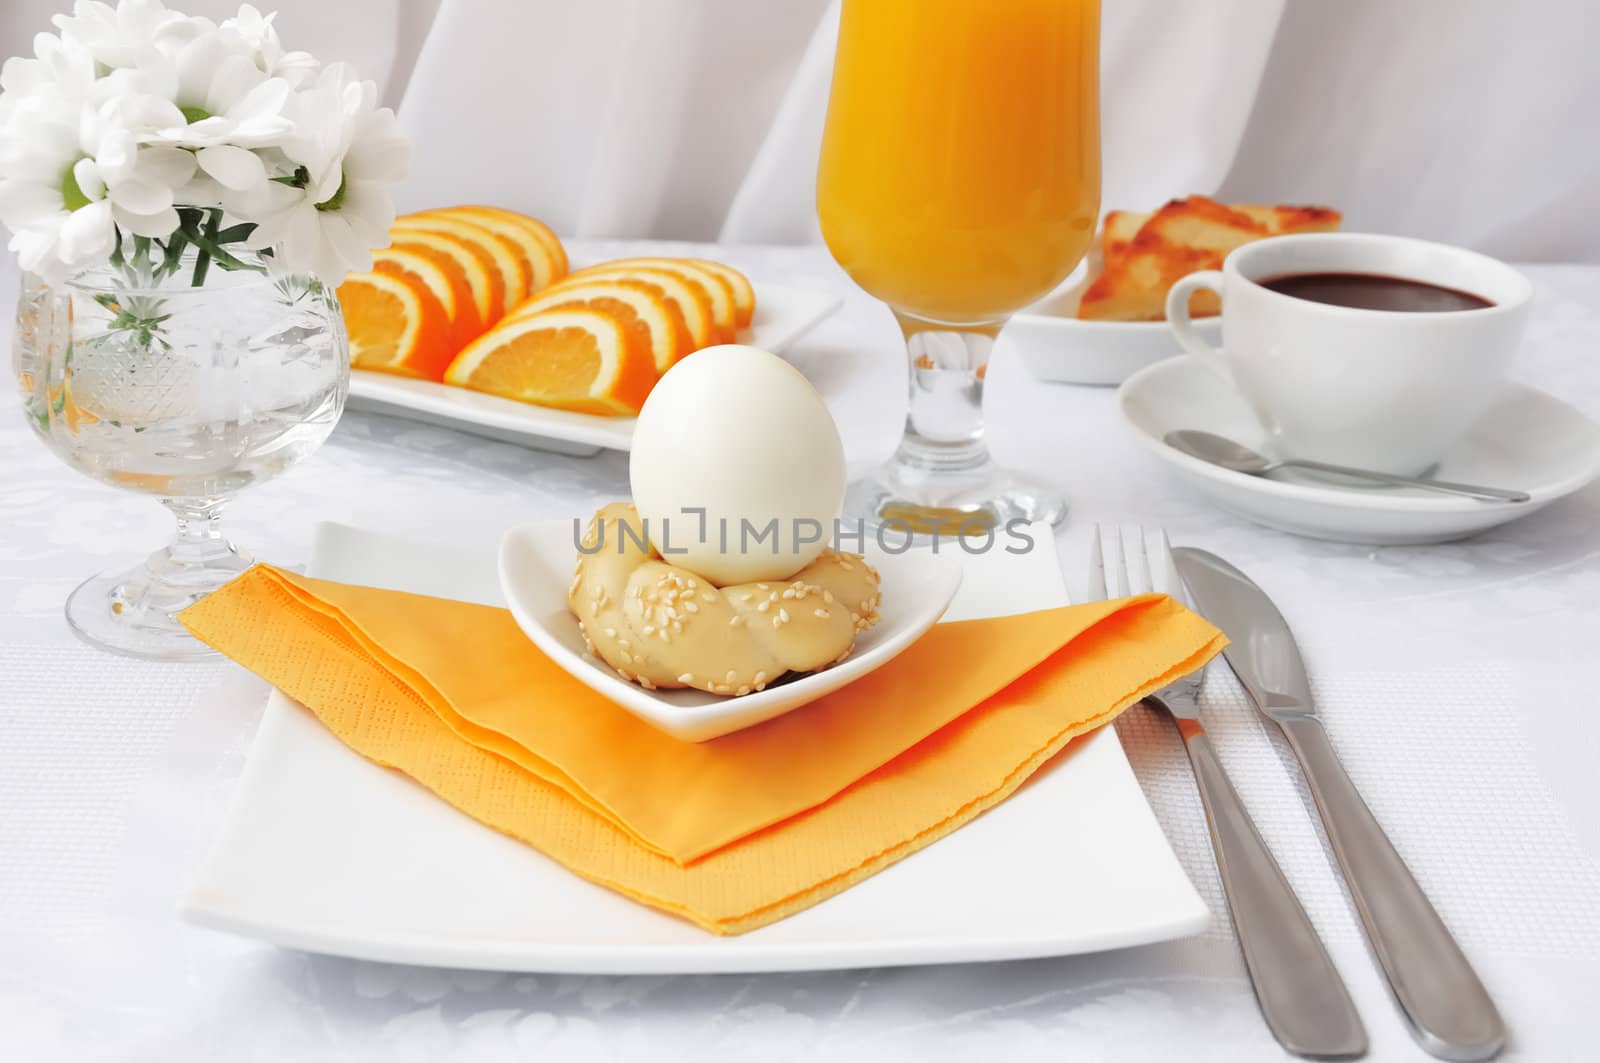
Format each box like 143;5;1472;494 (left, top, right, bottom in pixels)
443;307;655;416
606;256;754;330
571;259;736;343
544;266;714;350
449;205;567;279
508;278;682;373
370;245;470;356
387;230;491;338
393;215;525;322
338;270;453;380
419;206;566;294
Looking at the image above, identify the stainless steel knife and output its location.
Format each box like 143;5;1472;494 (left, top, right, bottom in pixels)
1172;547;1505;1063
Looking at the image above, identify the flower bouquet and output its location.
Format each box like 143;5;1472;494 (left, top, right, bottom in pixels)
1;0;409;660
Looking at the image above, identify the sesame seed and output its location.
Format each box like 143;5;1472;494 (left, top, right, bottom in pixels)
757;583;770;590
729;615;743;627
778;608;790;623
736;686;750;696
781;587;796;599
677;673;694;684
814;608;829;619
604;627;617;637
701;591;716;602
772;615;782;628
684;601;699;613
838;559;854;570
756;600;770;613
638;676;656;690
642;624;655;635
823;590;835;604
754;671;767;684
725;669;736;682
618;638;631;650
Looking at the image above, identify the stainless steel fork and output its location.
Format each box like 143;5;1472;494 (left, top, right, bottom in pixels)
1091;525;1367;1060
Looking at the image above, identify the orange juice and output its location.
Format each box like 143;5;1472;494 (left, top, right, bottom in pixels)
817;0;1100;326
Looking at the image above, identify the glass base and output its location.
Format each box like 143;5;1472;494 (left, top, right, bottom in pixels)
845;455;1068;537
65;538;252;661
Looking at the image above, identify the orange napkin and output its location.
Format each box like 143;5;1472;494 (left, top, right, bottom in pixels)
181;565;1224;935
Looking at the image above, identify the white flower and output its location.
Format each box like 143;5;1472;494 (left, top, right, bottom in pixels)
51;0;190;73
0;92;198;279
238;64;407;283
220;4;318;88
0;30;99;126
0;1;407;284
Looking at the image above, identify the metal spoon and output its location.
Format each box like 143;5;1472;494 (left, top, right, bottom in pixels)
1165;430;1531;503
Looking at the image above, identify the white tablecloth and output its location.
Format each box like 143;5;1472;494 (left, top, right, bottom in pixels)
2;244;1598;1062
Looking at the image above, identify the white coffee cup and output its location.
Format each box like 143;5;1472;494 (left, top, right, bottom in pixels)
1165;233;1532;475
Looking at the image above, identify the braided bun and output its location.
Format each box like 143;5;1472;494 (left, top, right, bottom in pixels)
569;502;881;696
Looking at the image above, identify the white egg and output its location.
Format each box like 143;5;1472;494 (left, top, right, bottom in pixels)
629;344;846;585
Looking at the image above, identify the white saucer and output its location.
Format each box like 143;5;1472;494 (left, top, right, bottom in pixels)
499;522;962;741
1119;357;1600;544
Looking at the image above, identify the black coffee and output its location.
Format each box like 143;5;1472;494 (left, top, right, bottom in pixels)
1260;272;1493;312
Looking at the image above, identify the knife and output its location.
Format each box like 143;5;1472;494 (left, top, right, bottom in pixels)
1172;547;1505;1062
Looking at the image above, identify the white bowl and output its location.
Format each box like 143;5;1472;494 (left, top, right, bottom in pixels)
498;521;963;741
1008;284;1222;387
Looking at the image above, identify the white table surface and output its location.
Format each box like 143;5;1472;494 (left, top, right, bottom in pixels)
2;243;1598;1063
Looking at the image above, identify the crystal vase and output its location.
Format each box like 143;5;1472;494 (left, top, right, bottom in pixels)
14;244;348;660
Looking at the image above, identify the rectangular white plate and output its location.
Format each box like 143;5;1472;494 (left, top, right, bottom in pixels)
182;523;1208;974
346;282;841;456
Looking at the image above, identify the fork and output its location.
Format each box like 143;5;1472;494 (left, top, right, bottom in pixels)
1091;525;1367;1060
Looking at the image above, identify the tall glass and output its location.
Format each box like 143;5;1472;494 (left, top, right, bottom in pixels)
818;0;1100;533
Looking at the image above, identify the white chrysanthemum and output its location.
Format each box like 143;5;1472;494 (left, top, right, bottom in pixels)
50;0;190;73
0;92;195;279
238;64;407;282
0;1;406;284
219;4;318;88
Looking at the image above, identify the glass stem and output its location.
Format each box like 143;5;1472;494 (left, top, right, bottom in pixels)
893;311;999;474
151;496;249;590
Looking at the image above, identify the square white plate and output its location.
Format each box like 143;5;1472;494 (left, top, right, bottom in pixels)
346;282;841;456
182;522;1208;974
499;523;963;741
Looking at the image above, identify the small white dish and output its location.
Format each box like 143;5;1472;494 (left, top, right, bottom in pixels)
347;281;842;455
1008;280;1221;387
183;522;1208;973
1120;356;1600;544
499;521;962;741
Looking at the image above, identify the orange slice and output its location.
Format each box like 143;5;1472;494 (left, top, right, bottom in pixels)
420;206;567;293
455;205;567;278
339;270;453;380
444;307;655;416
545;266;714;350
572;259;736;342
607;256;754;329
508;277;682;373
393;215;525;322
386;230;491;339
370;245;471;356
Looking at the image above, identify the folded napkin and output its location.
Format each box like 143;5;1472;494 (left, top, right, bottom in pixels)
181;565;1224;935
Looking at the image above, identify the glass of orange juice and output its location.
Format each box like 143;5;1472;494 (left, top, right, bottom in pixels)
818;0;1100;533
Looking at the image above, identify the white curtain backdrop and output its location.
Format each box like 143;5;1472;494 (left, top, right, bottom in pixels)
4;0;1598;260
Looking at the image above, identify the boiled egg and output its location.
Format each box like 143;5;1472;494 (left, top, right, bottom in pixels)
629;345;846;585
